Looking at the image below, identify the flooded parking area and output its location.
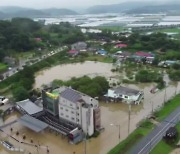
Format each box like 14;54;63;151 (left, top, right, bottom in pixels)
0;82;180;154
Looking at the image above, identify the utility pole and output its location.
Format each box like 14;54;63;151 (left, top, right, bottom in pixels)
174;82;178;96
84;134;87;154
110;124;120;142
151;101;154;114
128;103;131;135
163;84;167;106
118;125;120;141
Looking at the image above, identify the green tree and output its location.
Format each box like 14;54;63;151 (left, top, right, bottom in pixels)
12;86;29;101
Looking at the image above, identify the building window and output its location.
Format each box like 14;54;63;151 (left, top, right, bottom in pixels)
71;111;74;114
60;107;63;110
61;113;64;116
77;113;79;116
77;106;79;110
77;119;79;122
65;109;68;112
71;117;75;120
125;96;128;99
66;115;69;118
70;103;73;106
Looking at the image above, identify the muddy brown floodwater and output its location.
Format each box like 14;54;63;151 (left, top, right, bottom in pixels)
0;62;180;154
34;61;116;88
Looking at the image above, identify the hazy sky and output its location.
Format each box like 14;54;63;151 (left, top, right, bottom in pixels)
0;0;177;9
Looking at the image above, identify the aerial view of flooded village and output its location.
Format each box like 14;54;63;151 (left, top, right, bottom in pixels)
0;0;180;154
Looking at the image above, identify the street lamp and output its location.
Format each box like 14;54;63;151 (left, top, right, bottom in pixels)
110;123;120;141
128;103;131;135
150;101;154;114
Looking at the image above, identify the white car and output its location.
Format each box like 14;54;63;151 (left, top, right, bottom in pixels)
8;67;12;70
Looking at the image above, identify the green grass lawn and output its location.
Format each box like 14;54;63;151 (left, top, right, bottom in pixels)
154;94;180;121
151;123;180;154
0;63;8;72
150;140;174;154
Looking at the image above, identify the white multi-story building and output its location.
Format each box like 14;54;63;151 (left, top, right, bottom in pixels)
58;87;101;136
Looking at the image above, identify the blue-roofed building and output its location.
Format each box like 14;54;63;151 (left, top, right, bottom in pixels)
97;49;107;56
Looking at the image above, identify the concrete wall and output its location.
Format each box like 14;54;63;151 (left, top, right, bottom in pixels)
59;97;81;124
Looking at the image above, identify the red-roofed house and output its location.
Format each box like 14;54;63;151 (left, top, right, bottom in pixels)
115;44;128;48
135;51;153;58
133;51;155;63
68;50;79;57
34;38;42;42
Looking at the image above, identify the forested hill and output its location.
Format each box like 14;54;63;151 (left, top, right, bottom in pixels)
41;8;78;16
0;11;6;19
0;18;85;62
0;6;78;18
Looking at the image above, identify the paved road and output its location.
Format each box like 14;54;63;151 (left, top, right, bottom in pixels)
130;106;180;154
1;46;66;81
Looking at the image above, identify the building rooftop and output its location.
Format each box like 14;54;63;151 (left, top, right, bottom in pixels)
60;88;81;103
113;86;140;96
68;50;79;54
16;99;43;115
135;51;154;57
115;44;128;48
60;87;98;106
18;114;48;132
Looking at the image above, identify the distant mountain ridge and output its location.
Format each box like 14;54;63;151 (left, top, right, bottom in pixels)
42;8;78;16
0;6;78;18
126;4;180;14
87;2;153;14
87;1;180;14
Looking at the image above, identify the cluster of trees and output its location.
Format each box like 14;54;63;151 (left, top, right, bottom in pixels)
169;70;180;81
0;18;41;53
47;22;85;45
0;18;85;62
135;70;165;89
52;76;109;97
162;51;180;60
135;70;163;82
127;32;180;51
